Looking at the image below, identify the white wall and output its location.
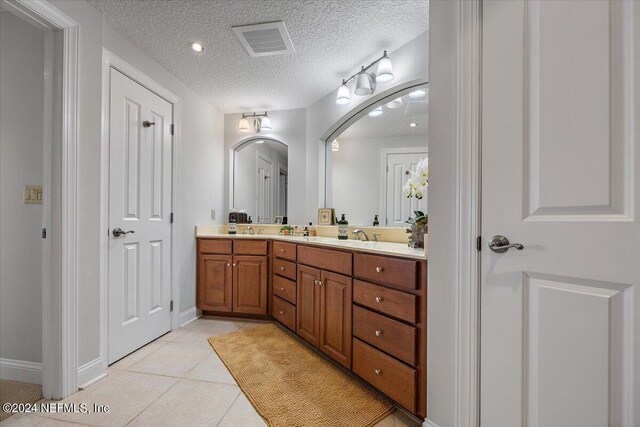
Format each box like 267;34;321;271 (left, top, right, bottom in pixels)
42;0;224;380
328;135;426;226
224;109;308;224
0;11;45;366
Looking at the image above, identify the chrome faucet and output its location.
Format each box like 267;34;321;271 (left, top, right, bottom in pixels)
246;226;255;235
372;232;381;242
352;229;369;241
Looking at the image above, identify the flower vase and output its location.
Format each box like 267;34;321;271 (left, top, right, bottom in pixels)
410;223;427;249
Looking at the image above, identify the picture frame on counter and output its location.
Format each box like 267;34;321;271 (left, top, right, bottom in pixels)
318;208;335;226
274;216;285;224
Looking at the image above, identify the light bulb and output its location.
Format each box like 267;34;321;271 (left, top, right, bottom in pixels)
336;82;351;105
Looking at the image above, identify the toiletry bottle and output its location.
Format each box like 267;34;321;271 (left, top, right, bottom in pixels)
373;215;380;226
228;218;237;235
303;226;309;237
338;214;348;240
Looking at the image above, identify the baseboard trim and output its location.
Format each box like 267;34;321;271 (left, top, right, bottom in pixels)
423;418;441;427
0;358;42;384
77;357;105;389
178;306;201;328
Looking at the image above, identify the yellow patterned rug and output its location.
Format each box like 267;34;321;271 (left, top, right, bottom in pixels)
0;379;42;421
208;323;393;427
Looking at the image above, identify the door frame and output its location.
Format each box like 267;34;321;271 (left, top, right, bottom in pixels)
99;49;182;379
255;151;274;223
380;147;428;227
427;1;482;427
1;0;79;400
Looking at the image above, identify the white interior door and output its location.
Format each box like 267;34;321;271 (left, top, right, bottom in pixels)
385;152;427;226
481;1;638;426
256;154;272;224
108;68;172;364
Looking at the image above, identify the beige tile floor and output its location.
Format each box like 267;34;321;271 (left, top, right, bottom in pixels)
0;317;421;427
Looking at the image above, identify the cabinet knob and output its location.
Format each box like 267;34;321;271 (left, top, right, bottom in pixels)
375;296;383;303
280;287;285;291
279;310;285;315
375;330;383;336
226;263;231;267
233;263;237;267
375;266;383;273
280;249;285;253
374;369;382;375
280;266;285;271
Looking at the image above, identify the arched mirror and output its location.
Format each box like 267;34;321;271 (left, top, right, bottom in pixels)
324;84;428;227
232;138;288;224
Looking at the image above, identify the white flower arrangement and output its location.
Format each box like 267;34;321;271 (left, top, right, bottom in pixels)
403;157;428;199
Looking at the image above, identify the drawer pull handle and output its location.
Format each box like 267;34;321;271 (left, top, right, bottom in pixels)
375;296;384;303
280;266;286;271
280;287;285;291
374;369;382;375
375;330;383;336
280;249;285;253
279;310;285;315
375;266;383;273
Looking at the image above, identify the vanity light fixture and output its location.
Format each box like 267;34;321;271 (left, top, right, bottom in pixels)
368;106;383;117
386;97;403;109
190;42;204;52
335;50;394;104
238;112;271;133
331;140;340;152
409;88;428;99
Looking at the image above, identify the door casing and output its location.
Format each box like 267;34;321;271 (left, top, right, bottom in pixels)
100;49;182;382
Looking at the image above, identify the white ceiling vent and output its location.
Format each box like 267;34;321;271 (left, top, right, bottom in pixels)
404;101;429;116
232;21;295;57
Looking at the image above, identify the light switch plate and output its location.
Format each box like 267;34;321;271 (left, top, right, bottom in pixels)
24;185;43;204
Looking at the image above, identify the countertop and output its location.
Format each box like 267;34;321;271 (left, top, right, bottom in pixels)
195;227;427;260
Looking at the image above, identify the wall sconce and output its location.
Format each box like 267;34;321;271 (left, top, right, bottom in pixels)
238;112;272;133
336;50;394;105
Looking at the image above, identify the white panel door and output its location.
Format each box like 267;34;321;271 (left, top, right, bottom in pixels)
482;1;638;426
256;154;272;224
385;152;427;226
108;69;172;363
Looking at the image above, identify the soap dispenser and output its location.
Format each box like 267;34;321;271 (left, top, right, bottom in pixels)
373;215;380;226
337;214;349;240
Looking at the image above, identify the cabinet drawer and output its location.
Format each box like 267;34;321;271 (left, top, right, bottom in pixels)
353;338;416;411
272;295;296;331
353;305;416;366
274;241;297;261
298;245;352;276
353;280;417;324
273;275;296;305
354;253;417;290
233;240;267;255
199;239;232;254
274;258;297;281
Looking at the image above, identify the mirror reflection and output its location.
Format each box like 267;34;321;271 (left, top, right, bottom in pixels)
233;138;288;224
325;85;428;227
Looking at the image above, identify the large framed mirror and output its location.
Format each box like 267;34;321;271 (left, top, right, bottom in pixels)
232;137;288;224
324;84;428;227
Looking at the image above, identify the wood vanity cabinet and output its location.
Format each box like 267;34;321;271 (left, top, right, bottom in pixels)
296;247;353;369
197;238;268;316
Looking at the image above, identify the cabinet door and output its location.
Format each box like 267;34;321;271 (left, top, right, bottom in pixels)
319;270;353;368
232;255;267;314
198;255;233;312
296;265;321;347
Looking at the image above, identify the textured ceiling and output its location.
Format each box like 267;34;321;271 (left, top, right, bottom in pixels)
88;0;429;113
339;88;428;139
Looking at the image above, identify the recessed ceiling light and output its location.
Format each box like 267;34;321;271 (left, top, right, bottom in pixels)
190;42;204;52
255;140;264;144
409;89;427;99
368;106;383;117
410;123;417;127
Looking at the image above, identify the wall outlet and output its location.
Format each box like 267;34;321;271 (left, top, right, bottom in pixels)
210;209;216;221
